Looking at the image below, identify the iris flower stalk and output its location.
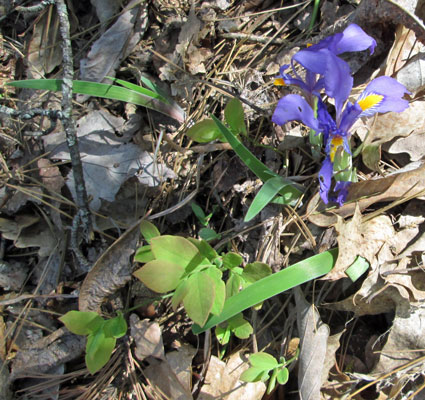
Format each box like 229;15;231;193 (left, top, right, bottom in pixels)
272;24;409;206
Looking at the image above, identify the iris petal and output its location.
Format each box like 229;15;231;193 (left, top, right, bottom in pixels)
334;24;377;55
272;94;320;131
318;157;333;204
357;76;410;116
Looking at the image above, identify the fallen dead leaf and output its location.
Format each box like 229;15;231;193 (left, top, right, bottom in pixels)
78;0;148;100
37;158;64;193
26;6;62;79
79;219;140;312
43;109;175;211
386;131;425;162
130;314;165;361
323;206;394;281
373;305;425;374
295;287;329;400
198;351;266;400
10;327;84;381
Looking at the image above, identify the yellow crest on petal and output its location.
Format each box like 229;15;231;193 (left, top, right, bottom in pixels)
357;94;384;111
274;78;285;86
330;136;344;162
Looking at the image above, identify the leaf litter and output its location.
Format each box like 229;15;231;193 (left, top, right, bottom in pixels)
2;1;425;399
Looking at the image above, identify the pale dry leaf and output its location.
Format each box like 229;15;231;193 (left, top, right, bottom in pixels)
324;206;394;281
26;7;62;78
79;220;140;311
386;131;425;161
43;109;175;211
90;0;121;28
10;328;84;381
130;314;165;361
321;331;344;385
366;101;425;146
143;357;193;400
396;52;425;94
78;0;148;99
0;215;57;257
294;287;329;400
166;343;197;393
381;258;425;302
385;25;424;77
0;260;28;291
198;351;266;400
373;305;425;374
37;158;64;193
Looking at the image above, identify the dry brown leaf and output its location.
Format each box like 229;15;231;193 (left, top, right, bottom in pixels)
294;287;330;400
386;131;425;161
37;158;64;193
166;343;197;393
130;314;165;361
10;327;84;381
26;6;62;78
198;351;266;400
307;162;425;227
143;357;193;400
323;206;394;281
373;305;425;374
79;219;140;312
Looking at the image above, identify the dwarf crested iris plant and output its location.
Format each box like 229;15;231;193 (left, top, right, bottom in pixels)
272;24;410;205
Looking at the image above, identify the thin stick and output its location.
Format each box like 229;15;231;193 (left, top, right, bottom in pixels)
55;0;92;256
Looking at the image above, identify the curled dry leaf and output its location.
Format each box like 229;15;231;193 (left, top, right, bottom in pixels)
37;158;64;193
386;131;425;162
198;351;266;400
307;162;425;227
78;0;148;98
295;287;329;400
323;206;394;281
10;327;84;381
130;314;165;361
79;220;140;312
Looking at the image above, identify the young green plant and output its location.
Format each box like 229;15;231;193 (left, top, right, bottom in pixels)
59;310;127;374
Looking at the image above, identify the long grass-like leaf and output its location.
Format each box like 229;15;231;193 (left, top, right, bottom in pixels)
8;79;186;123
192;248;338;333
245;176;293;222
211;115;302;203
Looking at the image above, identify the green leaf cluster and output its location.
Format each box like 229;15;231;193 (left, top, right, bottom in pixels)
134;221;271;329
241;352;296;394
59;311;127;374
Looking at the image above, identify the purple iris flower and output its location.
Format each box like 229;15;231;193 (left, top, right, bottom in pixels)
272;76;409;205
275;24;376;114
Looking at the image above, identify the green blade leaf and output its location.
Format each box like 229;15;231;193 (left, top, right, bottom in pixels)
192;248;338;333
186;119;222;143
103;312;127;338
211;115;302;202
249;352;278;369
345;256;369;282
108;77;169;104
140;220;161;244
245;176;295;222
133;260;184;292
59;311;103;336
85;330;116;374
7;79;186;123
183;272;215;326
224;97;247;136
